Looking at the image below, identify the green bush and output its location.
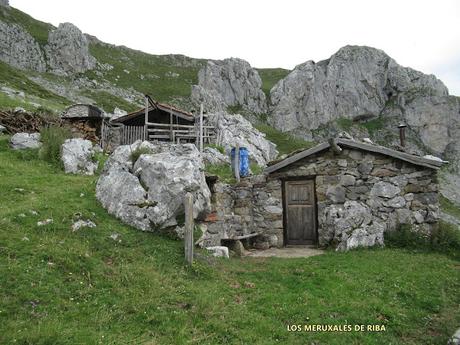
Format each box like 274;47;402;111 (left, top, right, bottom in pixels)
204;144;225;155
38;126;72;167
385;222;460;259
130;146;153;163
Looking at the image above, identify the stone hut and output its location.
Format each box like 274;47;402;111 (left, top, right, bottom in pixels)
201;138;444;251
61;104;106;141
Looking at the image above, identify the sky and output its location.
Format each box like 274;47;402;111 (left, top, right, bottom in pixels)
10;0;460;95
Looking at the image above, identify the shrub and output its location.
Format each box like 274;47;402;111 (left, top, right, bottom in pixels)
385;222;460;259
38;126;72;167
130;146;153;163
205;144;225;155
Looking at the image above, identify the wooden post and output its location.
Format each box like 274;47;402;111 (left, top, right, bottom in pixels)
144;96;149;141
184;193;194;266
199;103;204;152
169;110;173;141
234;143;240;183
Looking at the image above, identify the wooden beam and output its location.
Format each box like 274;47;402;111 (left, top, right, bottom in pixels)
184;193;194;266
336;139;442;169
144;96;148;141
264;142;330;174
199;103;204;152
234;143;240;183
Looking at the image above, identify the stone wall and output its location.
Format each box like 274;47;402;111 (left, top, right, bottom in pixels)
200;146;440;251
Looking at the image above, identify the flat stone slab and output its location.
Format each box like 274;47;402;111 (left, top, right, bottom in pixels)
245;246;324;258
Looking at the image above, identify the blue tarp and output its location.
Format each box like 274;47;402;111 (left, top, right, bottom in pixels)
231;147;250;177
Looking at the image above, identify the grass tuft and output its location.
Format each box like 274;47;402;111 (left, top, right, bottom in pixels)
256;124;315;156
38;126;72;168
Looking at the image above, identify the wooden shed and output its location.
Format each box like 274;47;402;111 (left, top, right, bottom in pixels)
106;96;215;146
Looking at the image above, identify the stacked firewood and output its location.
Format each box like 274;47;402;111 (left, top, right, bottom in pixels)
67;120;99;142
0;110;61;134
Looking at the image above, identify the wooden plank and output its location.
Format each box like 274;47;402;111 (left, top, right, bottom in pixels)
199;103;204;152
144;97;148;141
222;233;260;240
264;142;330;174
184;193;194;266
336;139;442;169
234;143;240;183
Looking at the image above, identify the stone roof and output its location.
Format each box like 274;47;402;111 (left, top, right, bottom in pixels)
265;138;444;174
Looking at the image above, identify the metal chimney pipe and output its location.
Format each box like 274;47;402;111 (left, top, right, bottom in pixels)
398;123;407;147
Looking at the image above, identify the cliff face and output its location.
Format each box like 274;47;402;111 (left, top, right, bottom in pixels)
191;58;267;114
0;8;96;76
267;46;459;158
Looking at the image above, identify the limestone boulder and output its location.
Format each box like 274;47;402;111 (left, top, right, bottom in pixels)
321;201;385;251
202;146;230;166
10;132;41;150
61;138;97;175
96;141;211;231
209;112;278;166
191;58;267;114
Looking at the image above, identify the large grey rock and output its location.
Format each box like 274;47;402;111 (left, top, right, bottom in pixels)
45;23;96;75
10;132;41;150
202;146;230;166
96;141;211;231
0;21;47;72
61;138;97;175
209;112;278;166
269;45;448;136
191;58;267;114
448;328;460;345
321;201;385;251
370;181;401;198
0;0;9;7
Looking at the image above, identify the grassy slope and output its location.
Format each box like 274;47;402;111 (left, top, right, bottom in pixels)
0;6;54;46
256;123;315;155
256;68;290;96
0;135;459;345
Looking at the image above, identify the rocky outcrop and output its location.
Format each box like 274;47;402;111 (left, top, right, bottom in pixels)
96;141;211;231
269;46;449;137
268;45;460;203
0;0;9;7
61;138;97;175
10;132;41;149
209;112;278;166
202;147;230;166
0;21;47;72
45;23;96;75
191;58;267;113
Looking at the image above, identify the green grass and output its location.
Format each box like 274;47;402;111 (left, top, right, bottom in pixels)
336;117;354;131
440;195;460;219
0;136;459;344
38;126;72;168
87;43;206;104
360;117;386;137
82;90;139;113
0;61;71;112
0;6;54;46
256;124;315;156
205;164;236;184
256;68;290;97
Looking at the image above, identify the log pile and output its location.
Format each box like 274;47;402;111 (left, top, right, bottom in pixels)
0;110;100;142
0;110;61;134
66;120;99;142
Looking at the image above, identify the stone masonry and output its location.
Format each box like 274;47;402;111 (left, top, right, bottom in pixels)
199;146;440;251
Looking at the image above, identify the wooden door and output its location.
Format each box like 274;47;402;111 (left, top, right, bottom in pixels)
284;180;317;245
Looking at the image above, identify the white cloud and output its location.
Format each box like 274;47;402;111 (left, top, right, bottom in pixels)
10;0;460;95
